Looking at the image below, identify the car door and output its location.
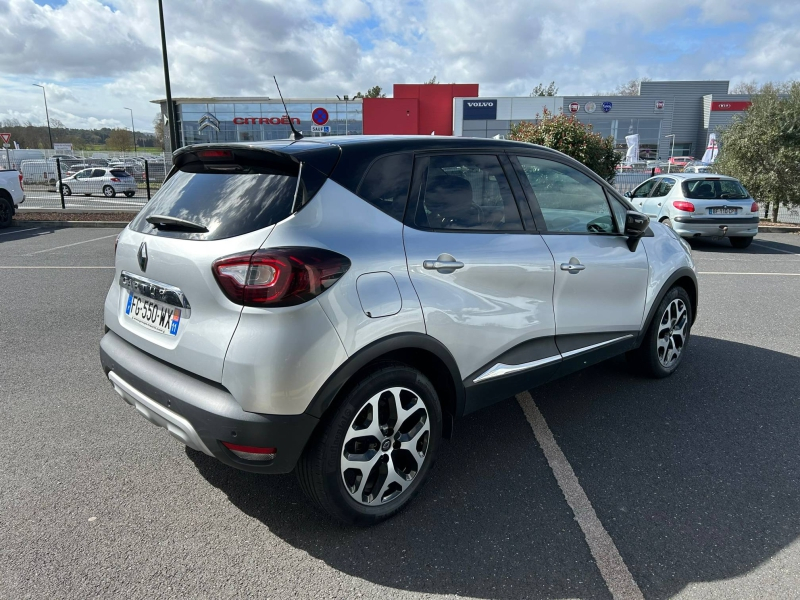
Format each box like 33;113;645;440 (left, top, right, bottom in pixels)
402;153;558;413
72;169;92;193
88;168;106;195
627;177;659;211
512;154;649;373
642;177;676;218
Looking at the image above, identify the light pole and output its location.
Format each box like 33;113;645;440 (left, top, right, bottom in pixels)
124;107;137;155
32;84;54;149
665;134;675;173
158;0;178;154
336;95;349;135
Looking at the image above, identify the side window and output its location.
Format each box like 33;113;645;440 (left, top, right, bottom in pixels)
609;196;629;232
76;169;91;179
632;179;658;198
91;169;106;178
416;154;523;231
652;178;676;197
356;153;413;221
516;156;615;234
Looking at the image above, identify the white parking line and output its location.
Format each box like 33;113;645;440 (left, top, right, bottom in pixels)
29;233;118;255
698;271;800;276
751;242;799;255
0;227;40;236
517;391;644;600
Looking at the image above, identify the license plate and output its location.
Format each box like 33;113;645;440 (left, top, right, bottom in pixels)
709;208;738;215
125;292;181;335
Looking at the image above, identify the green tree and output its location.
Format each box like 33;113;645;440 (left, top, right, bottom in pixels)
424;75;438;84
714;81;800;221
507;108;620;181
107;127;133;151
353;86;386;99
530;81;558;97
153;113;164;148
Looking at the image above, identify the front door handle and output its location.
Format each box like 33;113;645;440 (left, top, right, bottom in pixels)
424;259;465;271
560;262;586;273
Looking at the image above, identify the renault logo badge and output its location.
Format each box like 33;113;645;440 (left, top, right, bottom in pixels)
137;242;148;272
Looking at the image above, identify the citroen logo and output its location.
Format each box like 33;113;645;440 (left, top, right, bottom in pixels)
198;113;220;132
137;242;148;272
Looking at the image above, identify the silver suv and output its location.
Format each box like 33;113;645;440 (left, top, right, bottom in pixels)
100;137;698;525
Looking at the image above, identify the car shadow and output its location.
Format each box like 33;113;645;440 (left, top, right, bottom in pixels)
188;336;800;599
0;225;58;243
688;236;799;254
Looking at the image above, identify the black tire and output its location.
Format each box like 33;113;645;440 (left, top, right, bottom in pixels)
124;191;135;198
730;236;753;249
627;286;692;378
62;185;72;196
103;185;116;198
297;362;442;526
0;195;12;228
661;217;673;229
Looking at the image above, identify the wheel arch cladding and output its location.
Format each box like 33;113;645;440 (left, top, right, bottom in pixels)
639;267;698;347
305;333;463;438
674;275;697;323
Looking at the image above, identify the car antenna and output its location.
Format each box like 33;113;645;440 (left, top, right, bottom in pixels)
273;76;303;140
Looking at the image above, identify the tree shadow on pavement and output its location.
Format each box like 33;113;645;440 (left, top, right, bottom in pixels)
189;336;800;599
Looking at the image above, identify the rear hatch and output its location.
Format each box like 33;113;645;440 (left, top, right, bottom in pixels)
107;143;338;383
680;177;757;218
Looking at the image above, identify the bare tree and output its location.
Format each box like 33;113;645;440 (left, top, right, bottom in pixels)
530;81;559;97
611;77;652;96
153;113;164;148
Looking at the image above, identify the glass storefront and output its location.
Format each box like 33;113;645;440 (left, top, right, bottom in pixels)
177;101;363;146
579;117;663;160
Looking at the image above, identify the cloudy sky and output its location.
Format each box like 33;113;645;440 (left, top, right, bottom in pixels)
1;0;798;133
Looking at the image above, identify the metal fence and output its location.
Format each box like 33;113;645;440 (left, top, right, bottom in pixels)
17;158;166;210
612;168;656;194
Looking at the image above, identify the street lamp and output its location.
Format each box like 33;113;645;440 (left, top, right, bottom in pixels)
158;0;178;153
336;94;349;135
32;84;54;149
665;134;676;173
124;107;137;154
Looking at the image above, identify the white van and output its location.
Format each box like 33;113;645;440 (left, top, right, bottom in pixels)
20;159;59;185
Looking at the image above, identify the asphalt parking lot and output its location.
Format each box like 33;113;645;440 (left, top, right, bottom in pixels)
1;226;799;599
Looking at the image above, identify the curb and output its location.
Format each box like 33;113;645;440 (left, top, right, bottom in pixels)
758;225;800;233
12;220;129;229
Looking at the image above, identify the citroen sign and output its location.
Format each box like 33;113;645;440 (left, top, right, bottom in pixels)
198;113;220;132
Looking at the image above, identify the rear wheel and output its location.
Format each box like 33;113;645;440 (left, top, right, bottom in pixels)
124;191;135;198
0;196;12;228
103;185;116;198
661;217;673;229
730;236;753;249
62;185;72;196
627;286;692;378
297;363;442;526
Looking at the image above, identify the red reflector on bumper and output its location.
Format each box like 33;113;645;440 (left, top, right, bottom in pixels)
221;442;277;461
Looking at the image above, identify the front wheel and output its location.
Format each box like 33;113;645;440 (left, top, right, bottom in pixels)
103;185;116;198
730;236;753;249
297;363;442;526
627;286;692;378
0;196;12;228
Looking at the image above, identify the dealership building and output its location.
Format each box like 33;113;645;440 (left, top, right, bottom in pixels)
155;80;751;160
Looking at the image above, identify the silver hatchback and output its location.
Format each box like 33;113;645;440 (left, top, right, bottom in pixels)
100;137;698;525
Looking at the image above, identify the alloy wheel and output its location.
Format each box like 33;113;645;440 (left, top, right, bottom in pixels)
657;298;688;368
341;387;430;506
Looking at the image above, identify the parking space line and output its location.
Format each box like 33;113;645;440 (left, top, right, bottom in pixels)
517;392;644;600
30;233;119;255
0;227;40;236
698;271;800;276
751;242;799;255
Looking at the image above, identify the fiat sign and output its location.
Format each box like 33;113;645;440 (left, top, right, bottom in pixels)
569;102;579;113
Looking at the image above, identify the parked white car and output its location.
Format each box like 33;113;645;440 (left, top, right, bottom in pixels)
59;167;138;198
625;174;758;248
0;169;25;227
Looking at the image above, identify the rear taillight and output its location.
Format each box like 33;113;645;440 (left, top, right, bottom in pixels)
751;201;759;212
672;200;695;212
212;247;350;307
221;442;276;461
110;177;121;182
18;172;23;190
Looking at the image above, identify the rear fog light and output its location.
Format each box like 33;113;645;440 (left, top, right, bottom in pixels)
221;442;277;461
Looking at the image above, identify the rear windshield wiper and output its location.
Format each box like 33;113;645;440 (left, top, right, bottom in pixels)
146;214;209;232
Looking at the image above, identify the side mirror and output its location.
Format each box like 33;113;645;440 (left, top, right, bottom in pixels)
624;210;650;251
623;190;632;198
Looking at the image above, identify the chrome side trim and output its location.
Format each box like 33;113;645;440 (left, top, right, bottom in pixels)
560;334;635;359
108;371;213;456
473;354;562;384
120;270;192;317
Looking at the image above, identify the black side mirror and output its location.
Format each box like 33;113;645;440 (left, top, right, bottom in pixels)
624;210;650;251
624;190;632;198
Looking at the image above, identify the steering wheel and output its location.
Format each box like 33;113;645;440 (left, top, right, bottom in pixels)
587;222;605;233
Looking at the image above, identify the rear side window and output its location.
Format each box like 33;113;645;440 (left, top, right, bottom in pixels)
652;178;676;197
356;153;413;221
682;179;749;199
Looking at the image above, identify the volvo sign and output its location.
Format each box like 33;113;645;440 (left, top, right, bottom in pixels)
463;99;497;120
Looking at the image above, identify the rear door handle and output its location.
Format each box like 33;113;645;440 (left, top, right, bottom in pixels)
560;262;586;273
424;259;464;271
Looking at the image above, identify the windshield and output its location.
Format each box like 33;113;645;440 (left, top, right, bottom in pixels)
682;179;749;200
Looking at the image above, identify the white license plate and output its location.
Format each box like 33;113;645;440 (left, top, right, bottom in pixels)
125;292;181;335
709;208;738;215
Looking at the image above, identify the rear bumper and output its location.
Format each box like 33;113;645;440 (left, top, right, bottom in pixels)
672;216;759;238
99;330;319;474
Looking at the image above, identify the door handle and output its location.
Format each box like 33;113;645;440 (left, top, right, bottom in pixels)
424;259;464;271
560;262;586;273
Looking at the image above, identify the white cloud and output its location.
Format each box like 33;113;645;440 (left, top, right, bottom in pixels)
0;0;797;132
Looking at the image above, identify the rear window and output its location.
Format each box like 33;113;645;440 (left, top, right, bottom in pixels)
109;169;129;177
682;179;749;200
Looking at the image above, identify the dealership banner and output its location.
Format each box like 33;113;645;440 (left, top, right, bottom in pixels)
701;133;719;163
625;134;640;164
463;99;497;120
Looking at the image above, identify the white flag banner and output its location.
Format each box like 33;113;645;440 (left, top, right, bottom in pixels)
701;133;718;163
625;134;639;164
